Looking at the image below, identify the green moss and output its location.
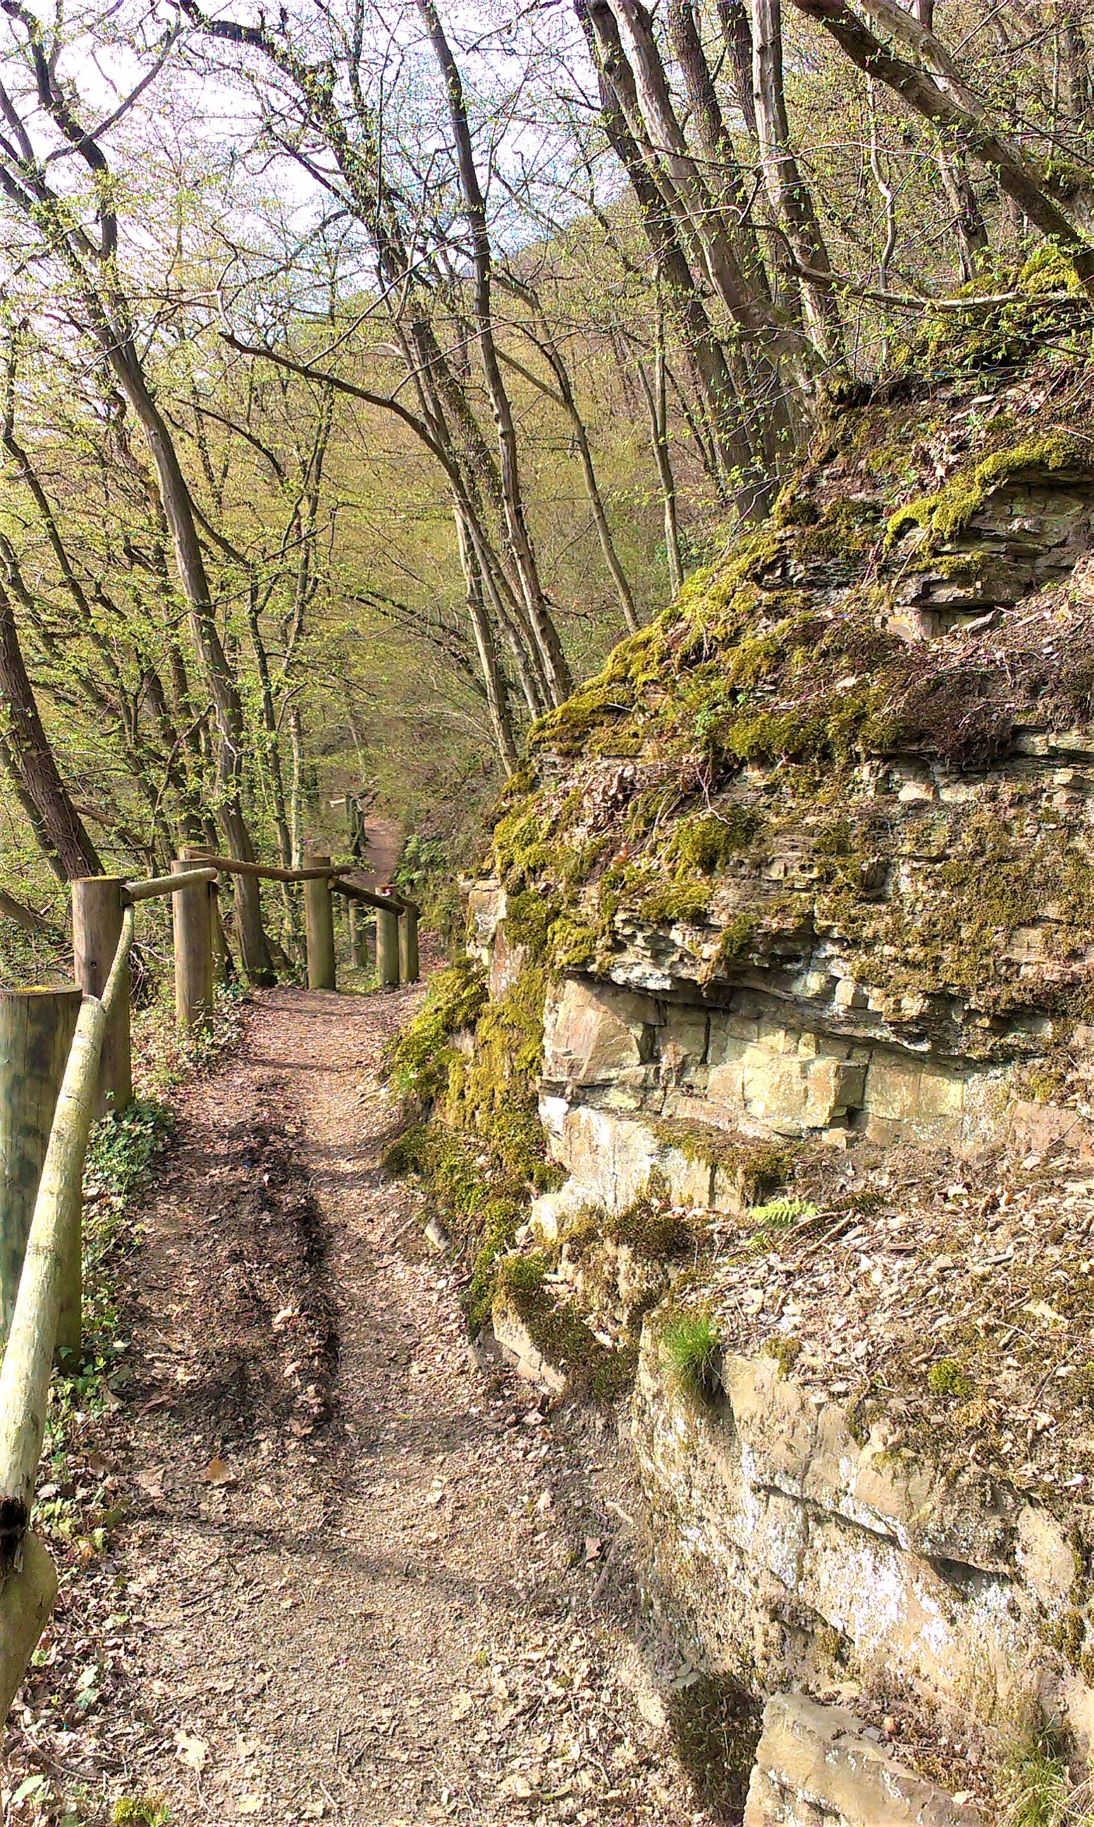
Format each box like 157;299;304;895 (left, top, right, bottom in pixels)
887;434;1086;549
492;807;551;887
386;961;560;1333
638;878;711;924
112;1802;170;1827
927;1357;975;1399
651;1119;790;1201
762;1333;803;1374
708;914;757;972
386;958;487;1104
548;914;600;970
664;808;761;875
504;888;556;957
496;1251;635;1402
466;1197;527;1332
795;496;881;561
565;1190;696;1264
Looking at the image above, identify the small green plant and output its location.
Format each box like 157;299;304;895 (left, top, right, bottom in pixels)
996;1726;1094;1827
662;1309;722;1400
927;1357;975;1399
86;1096;173;1202
665;1673;762;1817
112;1797;171;1827
748;1196;817;1231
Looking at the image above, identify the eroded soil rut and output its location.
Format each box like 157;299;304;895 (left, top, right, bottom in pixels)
47;982;710;1827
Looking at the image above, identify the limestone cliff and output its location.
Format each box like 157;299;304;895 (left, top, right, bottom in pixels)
389;281;1094;1822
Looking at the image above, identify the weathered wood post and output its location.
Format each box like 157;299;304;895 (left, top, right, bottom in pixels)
72;877;132;1115
347;899;366;969
399;898;420;984
182;845;231;985
303;852;336;991
172;855;215;1031
376;890;400;990
0;987;81;1347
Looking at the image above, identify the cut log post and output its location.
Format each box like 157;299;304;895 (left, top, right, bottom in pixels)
0;1531;57;1719
72;876;132;1116
181;845;231;987
399;902;420;984
0;918;132;1500
347;900;365;969
0;912;132;1715
303;852;336;990
172;855;215;1031
376;893;400;989
0;987;81;1347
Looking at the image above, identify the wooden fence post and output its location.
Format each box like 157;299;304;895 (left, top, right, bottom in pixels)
72;877;132;1116
303;852;336;990
347;899;367;969
182;845;231;986
399;902;420;984
376;893;400;989
172;855;215;1030
0;987;81;1347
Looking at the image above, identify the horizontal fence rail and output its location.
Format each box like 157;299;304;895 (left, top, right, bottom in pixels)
0;840;422;1715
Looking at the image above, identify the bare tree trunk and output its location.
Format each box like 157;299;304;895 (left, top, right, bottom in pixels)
936;138;989;279
454;512;519;769
578;0;777;512
716;0;758;137
416;0;573;708
102;344;273;979
0;581;102;879
638;328;684;598
752;0;845;369
288;704;304;870
495;303;639;632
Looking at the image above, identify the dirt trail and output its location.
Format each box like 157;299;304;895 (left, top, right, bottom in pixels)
44;976;712;1826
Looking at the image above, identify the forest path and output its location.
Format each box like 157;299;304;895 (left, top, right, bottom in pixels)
72;977;708;1827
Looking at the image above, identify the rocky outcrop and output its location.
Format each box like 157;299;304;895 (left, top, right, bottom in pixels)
745;1694;982;1827
633;1337;1094;1757
399;331;1094;1814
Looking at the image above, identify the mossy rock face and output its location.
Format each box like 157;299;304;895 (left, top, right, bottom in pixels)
473;339;1094;1067
385;958;562;1332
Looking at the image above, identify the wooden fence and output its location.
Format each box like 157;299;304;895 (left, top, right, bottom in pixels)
0;850;419;1714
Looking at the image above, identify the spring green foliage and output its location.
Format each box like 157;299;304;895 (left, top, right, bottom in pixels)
661;1308;722;1400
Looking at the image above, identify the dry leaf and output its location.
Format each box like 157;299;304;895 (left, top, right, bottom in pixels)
201;1457;235;1487
175;1729;209;1772
237;1795;264;1816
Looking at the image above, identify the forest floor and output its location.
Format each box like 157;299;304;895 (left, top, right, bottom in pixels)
3;892;717;1825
